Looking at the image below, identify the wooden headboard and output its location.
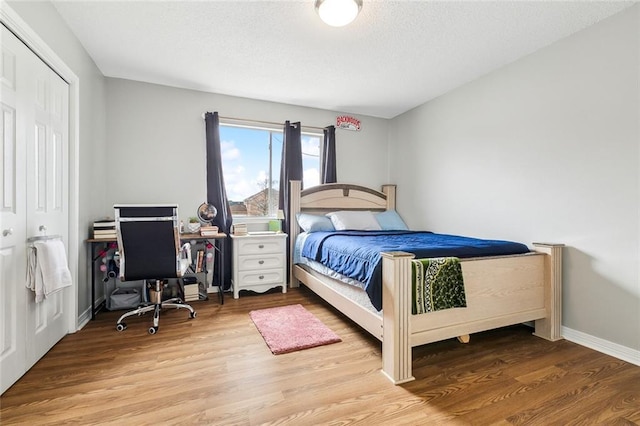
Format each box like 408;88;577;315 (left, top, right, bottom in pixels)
288;180;397;285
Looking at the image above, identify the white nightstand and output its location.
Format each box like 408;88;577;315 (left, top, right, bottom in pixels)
231;232;287;299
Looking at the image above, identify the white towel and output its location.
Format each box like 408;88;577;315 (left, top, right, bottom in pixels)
26;239;72;303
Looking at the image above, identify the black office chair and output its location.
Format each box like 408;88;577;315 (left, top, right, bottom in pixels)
114;204;196;334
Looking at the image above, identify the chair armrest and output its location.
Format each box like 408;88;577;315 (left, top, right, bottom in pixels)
181;242;192;265
179;242;192;276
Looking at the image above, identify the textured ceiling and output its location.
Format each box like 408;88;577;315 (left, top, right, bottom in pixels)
52;0;634;119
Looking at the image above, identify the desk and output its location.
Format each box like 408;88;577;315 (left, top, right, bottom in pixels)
87;232;227;319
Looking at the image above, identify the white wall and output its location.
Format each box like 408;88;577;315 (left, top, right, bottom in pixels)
105;78;390;219
390;6;639;352
7;1;108;321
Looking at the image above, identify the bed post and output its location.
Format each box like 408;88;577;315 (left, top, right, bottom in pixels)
532;243;564;341
381;184;396;210
381;251;415;384
289;180;302;288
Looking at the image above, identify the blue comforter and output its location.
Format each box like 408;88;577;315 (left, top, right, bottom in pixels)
300;231;529;311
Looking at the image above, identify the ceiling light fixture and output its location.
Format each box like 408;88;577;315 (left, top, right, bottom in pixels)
315;0;363;27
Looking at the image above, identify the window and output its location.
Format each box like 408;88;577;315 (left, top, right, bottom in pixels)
220;124;321;218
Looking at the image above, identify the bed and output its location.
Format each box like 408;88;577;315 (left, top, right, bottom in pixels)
288;181;563;384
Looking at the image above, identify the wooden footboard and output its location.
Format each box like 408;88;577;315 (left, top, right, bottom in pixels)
288;180;563;385
381;244;563;384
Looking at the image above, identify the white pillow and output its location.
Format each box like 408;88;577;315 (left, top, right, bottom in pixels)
326;211;382;231
296;213;335;233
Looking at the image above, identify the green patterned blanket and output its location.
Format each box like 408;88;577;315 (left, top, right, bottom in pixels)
411;257;467;315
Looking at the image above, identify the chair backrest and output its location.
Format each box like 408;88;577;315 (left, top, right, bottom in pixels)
114;204;181;282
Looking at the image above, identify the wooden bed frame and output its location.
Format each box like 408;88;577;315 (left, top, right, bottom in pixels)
288;181;563;384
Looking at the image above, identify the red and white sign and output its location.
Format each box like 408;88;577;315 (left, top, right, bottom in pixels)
336;115;361;131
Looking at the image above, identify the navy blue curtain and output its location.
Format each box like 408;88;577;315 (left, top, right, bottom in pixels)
278;121;302;240
204;112;232;290
321;125;337;184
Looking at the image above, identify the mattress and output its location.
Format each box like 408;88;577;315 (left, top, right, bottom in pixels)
294;232;379;312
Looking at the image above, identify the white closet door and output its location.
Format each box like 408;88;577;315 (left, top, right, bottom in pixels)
0;24;71;394
25;35;70;364
0;24;28;395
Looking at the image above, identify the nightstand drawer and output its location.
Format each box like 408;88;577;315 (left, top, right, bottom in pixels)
237;269;284;287
237;253;284;271
235;238;283;255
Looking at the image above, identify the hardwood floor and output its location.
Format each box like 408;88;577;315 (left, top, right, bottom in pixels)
1;287;638;425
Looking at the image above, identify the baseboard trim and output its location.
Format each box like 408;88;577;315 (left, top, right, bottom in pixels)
76;307;91;331
562;326;640;367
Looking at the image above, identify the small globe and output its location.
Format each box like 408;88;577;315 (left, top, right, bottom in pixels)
197;202;217;224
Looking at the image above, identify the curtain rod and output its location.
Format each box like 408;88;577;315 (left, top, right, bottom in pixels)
201;113;327;132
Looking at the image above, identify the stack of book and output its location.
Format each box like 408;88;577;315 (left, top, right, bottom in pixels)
232;223;247;236
93;219;117;240
183;283;199;302
200;225;219;236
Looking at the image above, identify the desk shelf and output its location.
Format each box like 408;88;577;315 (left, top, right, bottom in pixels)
87;233;227;319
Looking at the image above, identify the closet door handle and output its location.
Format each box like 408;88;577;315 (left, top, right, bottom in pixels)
258;260;264;265
258;244;264;249
2;228;13;237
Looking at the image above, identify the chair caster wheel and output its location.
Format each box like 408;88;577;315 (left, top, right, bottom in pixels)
116;323;126;331
190;311;197;319
148;326;158;335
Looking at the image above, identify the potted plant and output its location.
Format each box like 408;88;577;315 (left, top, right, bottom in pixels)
187;217;201;233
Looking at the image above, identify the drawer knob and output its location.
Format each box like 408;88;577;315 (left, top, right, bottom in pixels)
258;275;264;280
258;244;264;249
258;260;264;265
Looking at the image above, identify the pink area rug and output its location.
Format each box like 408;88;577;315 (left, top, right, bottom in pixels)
249;304;341;354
